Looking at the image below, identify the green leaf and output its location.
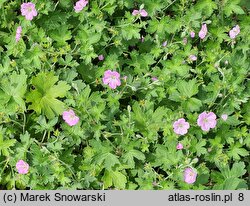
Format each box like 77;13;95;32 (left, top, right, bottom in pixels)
224;0;245;17
0;127;16;156
195;139;207;156
227;143;249;160
194;0;217;17
183;97;202;112
102;169;127;189
102;169;112;188
92;152;120;170
26;72;70;119
230;162;247;178
121;24;140;40
111;170;127;189
123;149;145;168
223;177;241;189
0;70;27;112
177;79;199;98
50;25;72;46
217;161;246;179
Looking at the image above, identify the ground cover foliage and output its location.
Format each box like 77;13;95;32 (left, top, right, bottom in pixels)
0;0;249;189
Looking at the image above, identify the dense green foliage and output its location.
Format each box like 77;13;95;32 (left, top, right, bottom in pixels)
0;0;249;189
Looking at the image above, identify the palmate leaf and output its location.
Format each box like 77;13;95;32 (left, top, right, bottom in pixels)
182;97;202;112
49;24;72;47
223;177;244;189
215;162;248;189
217;162;246;179
90;139;120;170
26;72;70;119
122;149;145;168
121;24;141;40
224;0;245;17
0;70;27;112
102;169;127;189
227;143;249;160
194;0;217;17
92;152;120;170
0;127;16;157
177;79;199;98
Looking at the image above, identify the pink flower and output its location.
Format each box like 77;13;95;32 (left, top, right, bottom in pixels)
162;41;167;47
197;111;217;132
229;25;240;39
62;109;79;126
151;77;158;81
102;70;121;89
132;9;148;17
123;76;128;81
15;26;22;42
74;0;88;13
173;118;190;135
221;114;228;121
199;24;208;39
176;143;183;150
184;168;197;184
16;160;29;174
98;55;104;61
190;31;195;38
140;35;145;42
21;2;37;20
189;55;197;61
183;37;188;45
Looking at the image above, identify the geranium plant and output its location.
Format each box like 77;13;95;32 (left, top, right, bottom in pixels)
0;0;249;190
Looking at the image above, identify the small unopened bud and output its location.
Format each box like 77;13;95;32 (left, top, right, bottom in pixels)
214;62;219;68
192;158;199;163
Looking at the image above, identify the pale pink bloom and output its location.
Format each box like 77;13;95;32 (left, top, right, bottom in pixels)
176;143;183;150
152;181;158;187
74;0;88;13
173;118;190;135
199;24;208;39
184;168;197;184
123;76;127;81
140;35;145;42
15;26;22;42
197;111;217;132
98;55;104;61
162;41;167;47
102;70;121;89
183;37;188;45
190;31;195;38
214;62;219;68
21;2;37;20
221;114;228;121
132;10;140;16
62;109;79;126
16;160;29;174
189;55;197;61
139;9;148;17
132;9;148;17
151;77;158;81
229;25;240;39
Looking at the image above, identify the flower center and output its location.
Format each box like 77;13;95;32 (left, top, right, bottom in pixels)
203;118;208;123
21;165;27;169
178;123;184;128
189;172;194;177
